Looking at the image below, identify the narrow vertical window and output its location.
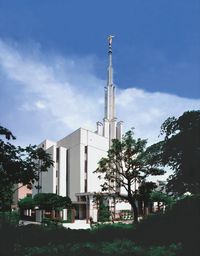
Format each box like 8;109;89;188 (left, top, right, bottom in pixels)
56;148;60;162
66;149;69;197
84;146;88;192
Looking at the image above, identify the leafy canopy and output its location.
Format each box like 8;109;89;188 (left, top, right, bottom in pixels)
95;130;165;222
33;193;72;210
0;125;54;210
160;111;200;195
96;130;165;195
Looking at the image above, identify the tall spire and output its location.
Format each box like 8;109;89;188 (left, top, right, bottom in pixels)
107;35;114;86
96;36;122;145
105;35;115;121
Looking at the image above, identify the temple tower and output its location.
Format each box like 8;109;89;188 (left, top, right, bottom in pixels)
97;36;123;146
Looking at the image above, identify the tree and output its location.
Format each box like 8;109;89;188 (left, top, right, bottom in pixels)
18;196;35;210
137;181;157;215
150;191;176;211
0;125;54;211
98;201;111;223
93;193;111;222
94;130;165;223
159;111;200;195
33;193;72;211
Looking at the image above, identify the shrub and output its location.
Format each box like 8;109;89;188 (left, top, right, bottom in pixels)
98;203;111;222
22;242;182;256
0;210;19;226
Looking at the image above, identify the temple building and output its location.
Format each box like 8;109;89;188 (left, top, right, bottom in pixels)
33;36;130;221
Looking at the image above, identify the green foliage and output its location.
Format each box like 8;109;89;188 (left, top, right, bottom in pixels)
148;244;182;256
150;191;176;209
137;182;157;204
41;217;51;226
66;208;73;223
100;240;144;256
24;244;68;256
18;196;35;209
0;125;54;211
33;193;72;211
0;210;20;226
95;130;165;222
119;210;133;220
3;194;200;256
1;196;200;255
134;194;200;256
98;203;111;222
41;217;63;228
92;222;134;230
19;242;182;256
0;183;13;211
168;194;200;217
160;111;200;195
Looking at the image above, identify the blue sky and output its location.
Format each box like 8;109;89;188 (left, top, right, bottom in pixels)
0;0;199;147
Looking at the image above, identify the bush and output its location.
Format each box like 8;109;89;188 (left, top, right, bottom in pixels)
92;222;134;231
41;217;51;226
18;196;35;209
22;242;182;256
134;195;200;256
120;210;133;220
98;204;111;222
0;210;19;226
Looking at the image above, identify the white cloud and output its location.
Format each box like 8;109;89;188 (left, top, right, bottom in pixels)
35;101;46;110
0;39;199;148
117;88;200;144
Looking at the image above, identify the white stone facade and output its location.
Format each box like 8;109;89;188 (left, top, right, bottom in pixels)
33;37;132;221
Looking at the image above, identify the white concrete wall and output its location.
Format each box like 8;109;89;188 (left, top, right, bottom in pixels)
41;145;56;194
57;129;82;201
103;119;109;138
32;145;56;197
115;201;132;211
87;146;108;192
36;128;109;204
58;147;67;197
79;128;109;194
110;119;117;142
80;143;86;193
84;129;109;193
57;128;80;149
38;139;56;150
68;144;81;201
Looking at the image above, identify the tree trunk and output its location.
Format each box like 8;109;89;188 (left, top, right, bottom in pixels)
127;180;138;223
157;201;160;211
144;201;149;216
138;200;143;216
130;201;138;223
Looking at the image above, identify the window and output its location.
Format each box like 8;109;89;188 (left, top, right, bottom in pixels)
56;148;60;162
84;179;87;193
84;160;87;173
66;149;69;196
84;146;88;192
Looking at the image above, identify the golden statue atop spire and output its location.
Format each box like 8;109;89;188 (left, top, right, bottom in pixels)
108;35;115;46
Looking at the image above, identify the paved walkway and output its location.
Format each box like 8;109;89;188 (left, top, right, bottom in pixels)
19;220;41;226
63;220;91;230
19;220;91;229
